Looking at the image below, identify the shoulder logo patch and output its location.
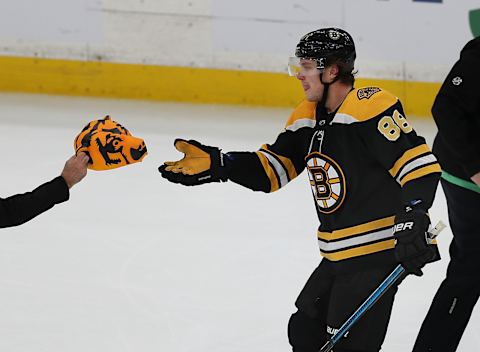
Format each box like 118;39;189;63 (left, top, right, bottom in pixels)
452;76;463;86
357;87;381;100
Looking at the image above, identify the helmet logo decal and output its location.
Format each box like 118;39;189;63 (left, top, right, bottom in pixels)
329;30;341;40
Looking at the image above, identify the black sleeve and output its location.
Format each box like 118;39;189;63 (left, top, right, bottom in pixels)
226;152;271;192
226;128;309;193
432;50;480;177
0;176;70;228
401;173;440;211
357;100;441;210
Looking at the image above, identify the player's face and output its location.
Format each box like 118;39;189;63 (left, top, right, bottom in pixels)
295;59;324;102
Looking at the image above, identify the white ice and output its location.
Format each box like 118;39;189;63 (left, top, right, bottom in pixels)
0;93;477;352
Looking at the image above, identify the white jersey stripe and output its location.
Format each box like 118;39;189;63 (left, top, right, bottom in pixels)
286;118;316;132
318;227;393;252
330;112;358;125
396;154;438;183
258;150;289;187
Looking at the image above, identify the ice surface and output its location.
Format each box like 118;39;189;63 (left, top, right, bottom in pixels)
0;93;477;352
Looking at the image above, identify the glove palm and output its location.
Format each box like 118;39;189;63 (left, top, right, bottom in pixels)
163;140;211;175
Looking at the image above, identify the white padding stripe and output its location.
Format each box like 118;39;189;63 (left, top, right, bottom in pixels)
258;150;289;187
396;154;438;183
331;113;358;125
318;227;393;252
286;118;316;132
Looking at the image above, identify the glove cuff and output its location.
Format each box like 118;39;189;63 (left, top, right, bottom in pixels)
403;199;427;213
210;150;231;182
218;152;230;182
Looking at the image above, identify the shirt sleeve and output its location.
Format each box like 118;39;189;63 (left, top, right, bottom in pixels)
432;51;480;177
0;176;70;228
227;122;311;193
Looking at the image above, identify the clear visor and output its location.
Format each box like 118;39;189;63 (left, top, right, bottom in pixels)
287;57;322;77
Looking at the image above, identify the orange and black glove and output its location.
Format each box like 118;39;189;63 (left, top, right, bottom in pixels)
158;139;230;186
393;200;440;276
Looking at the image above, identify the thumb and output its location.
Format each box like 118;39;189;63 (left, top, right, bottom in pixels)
174;139;202;156
173;139;189;154
77;152;90;165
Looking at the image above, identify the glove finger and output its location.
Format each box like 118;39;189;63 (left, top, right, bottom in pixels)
159;164;183;177
164;166;179;172
186;139;204;149
173;138;187;145
166;166;185;173
174;140;195;154
405;262;424;277
162;168;191;184
412;268;424;277
161;160;185;172
164;172;198;186
158;167;176;181
182;167;197;175
175;140;209;159
164;165;175;172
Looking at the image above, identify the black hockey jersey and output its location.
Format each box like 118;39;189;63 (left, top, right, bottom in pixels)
227;87;441;270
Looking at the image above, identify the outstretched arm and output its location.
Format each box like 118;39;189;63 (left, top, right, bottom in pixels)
0;153;88;228
159;129;307;193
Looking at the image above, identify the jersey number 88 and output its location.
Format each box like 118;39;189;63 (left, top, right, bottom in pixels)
377;110;413;141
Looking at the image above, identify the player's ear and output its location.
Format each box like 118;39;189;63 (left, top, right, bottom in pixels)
326;64;339;81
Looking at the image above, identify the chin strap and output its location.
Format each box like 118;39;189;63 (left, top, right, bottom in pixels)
319;71;339;110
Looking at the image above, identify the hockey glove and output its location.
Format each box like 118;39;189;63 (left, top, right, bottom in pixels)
393;201;440;276
158;139;229;186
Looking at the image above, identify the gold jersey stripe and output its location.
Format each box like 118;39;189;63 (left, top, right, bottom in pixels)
400;163;442;186
389;144;431;178
318;215;396;241
260;144;298;180
321;239;396;261
255;151;280;192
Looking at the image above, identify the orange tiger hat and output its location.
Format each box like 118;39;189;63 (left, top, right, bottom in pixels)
74;116;147;171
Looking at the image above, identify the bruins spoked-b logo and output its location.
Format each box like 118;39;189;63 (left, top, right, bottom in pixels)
306;152;346;214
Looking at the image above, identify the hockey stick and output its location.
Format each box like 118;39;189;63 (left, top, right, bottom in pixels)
319;221;446;352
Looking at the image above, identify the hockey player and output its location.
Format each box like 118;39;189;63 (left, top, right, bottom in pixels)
159;28;441;352
412;36;480;352
0;153;88;228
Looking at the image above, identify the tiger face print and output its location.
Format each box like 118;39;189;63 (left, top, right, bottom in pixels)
74;116;147;171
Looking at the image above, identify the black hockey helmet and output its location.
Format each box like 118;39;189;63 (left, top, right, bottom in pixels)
294;28;356;70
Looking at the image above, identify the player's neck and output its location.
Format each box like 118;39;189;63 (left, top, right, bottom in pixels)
325;83;353;113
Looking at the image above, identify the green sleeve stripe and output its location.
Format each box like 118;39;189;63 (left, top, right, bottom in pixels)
441;171;480;194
